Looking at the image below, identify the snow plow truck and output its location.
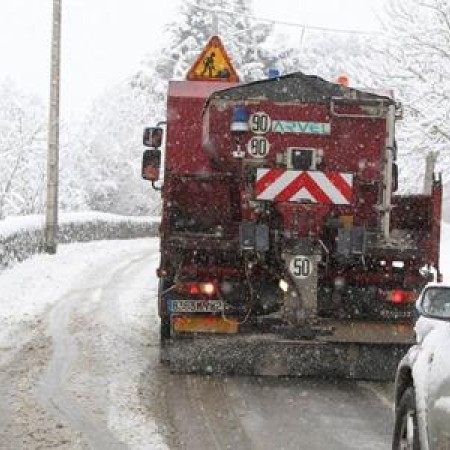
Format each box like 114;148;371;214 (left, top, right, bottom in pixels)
141;36;442;380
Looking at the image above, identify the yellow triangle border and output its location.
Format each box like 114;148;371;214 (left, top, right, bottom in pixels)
186;35;240;82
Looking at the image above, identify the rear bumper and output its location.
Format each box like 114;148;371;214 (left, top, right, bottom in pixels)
168;335;411;380
166;320;415;380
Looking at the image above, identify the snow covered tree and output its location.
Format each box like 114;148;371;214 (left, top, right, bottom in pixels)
106;0;293;215
73;83;161;215
367;0;450;196
131;0;285;96
78;1;379;217
58;123;90;213
282;31;374;85
0;81;88;218
0;81;47;219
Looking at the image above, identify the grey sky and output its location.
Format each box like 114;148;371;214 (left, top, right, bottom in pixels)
0;0;385;121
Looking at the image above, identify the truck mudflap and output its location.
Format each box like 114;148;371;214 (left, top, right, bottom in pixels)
164;321;415;381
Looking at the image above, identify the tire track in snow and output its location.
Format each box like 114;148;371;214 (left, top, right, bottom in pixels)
35;250;154;449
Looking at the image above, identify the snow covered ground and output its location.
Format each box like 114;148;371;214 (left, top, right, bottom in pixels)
0;222;448;448
0;238;167;449
0;239;157;360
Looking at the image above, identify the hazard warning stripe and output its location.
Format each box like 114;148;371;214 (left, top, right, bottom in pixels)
256;170;298;201
308;172;348;204
255;169;353;205
274;172;309;202
326;172;353;203
275;172;331;203
255;168;285;194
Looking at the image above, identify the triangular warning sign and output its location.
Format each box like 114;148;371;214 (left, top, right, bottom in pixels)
186;36;239;82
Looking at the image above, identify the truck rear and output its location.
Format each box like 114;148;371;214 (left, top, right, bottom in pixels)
142;36;442;379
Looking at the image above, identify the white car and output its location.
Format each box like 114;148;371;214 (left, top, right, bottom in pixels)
393;283;450;450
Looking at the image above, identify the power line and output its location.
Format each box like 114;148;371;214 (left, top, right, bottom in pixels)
191;5;378;35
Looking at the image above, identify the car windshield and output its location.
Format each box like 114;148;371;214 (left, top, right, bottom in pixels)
421;287;450;318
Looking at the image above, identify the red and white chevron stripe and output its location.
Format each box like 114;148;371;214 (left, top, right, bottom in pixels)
255;168;353;205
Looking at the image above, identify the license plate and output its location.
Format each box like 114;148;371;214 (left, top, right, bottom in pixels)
168;299;224;314
173;315;239;334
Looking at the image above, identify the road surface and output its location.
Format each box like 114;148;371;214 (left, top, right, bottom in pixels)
0;239;395;449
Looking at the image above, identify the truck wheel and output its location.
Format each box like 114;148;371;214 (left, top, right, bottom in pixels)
392;387;420;450
160;316;171;341
159;317;171;364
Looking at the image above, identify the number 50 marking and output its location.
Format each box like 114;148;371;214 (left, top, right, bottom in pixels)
289;255;312;279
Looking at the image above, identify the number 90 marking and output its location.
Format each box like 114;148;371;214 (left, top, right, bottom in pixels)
289;256;312;279
249;112;271;134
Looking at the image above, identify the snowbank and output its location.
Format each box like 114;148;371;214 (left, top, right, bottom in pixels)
0;212;160;270
0;239;158;347
0;238;168;449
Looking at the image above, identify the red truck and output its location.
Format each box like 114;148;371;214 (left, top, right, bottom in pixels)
142;36;442;379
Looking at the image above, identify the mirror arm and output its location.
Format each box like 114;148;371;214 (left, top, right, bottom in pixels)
153;122;166;188
151;181;162;192
413;307;423;323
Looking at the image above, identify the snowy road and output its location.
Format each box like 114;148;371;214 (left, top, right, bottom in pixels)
1;230;448;449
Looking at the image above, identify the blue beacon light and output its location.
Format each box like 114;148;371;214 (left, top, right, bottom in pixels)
268;68;280;79
231;106;250;133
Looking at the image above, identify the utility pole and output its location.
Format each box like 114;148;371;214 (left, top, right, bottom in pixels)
212;8;219;35
45;0;62;254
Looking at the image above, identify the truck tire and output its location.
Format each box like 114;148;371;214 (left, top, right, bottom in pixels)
160;316;171;341
392;386;420;450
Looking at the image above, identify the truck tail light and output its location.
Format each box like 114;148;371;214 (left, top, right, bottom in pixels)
200;282;216;296
388;289;417;305
176;281;217;297
189;283;200;295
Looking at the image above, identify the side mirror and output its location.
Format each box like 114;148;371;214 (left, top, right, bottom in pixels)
143;127;163;148
392;162;398;193
142;149;161;181
418;286;450;320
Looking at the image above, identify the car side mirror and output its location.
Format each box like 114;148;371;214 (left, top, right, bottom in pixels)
417;286;450;320
142;149;161;181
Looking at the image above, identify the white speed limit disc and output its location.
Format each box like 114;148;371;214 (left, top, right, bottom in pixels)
247;136;270;158
249;112;271;135
289;255;313;279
